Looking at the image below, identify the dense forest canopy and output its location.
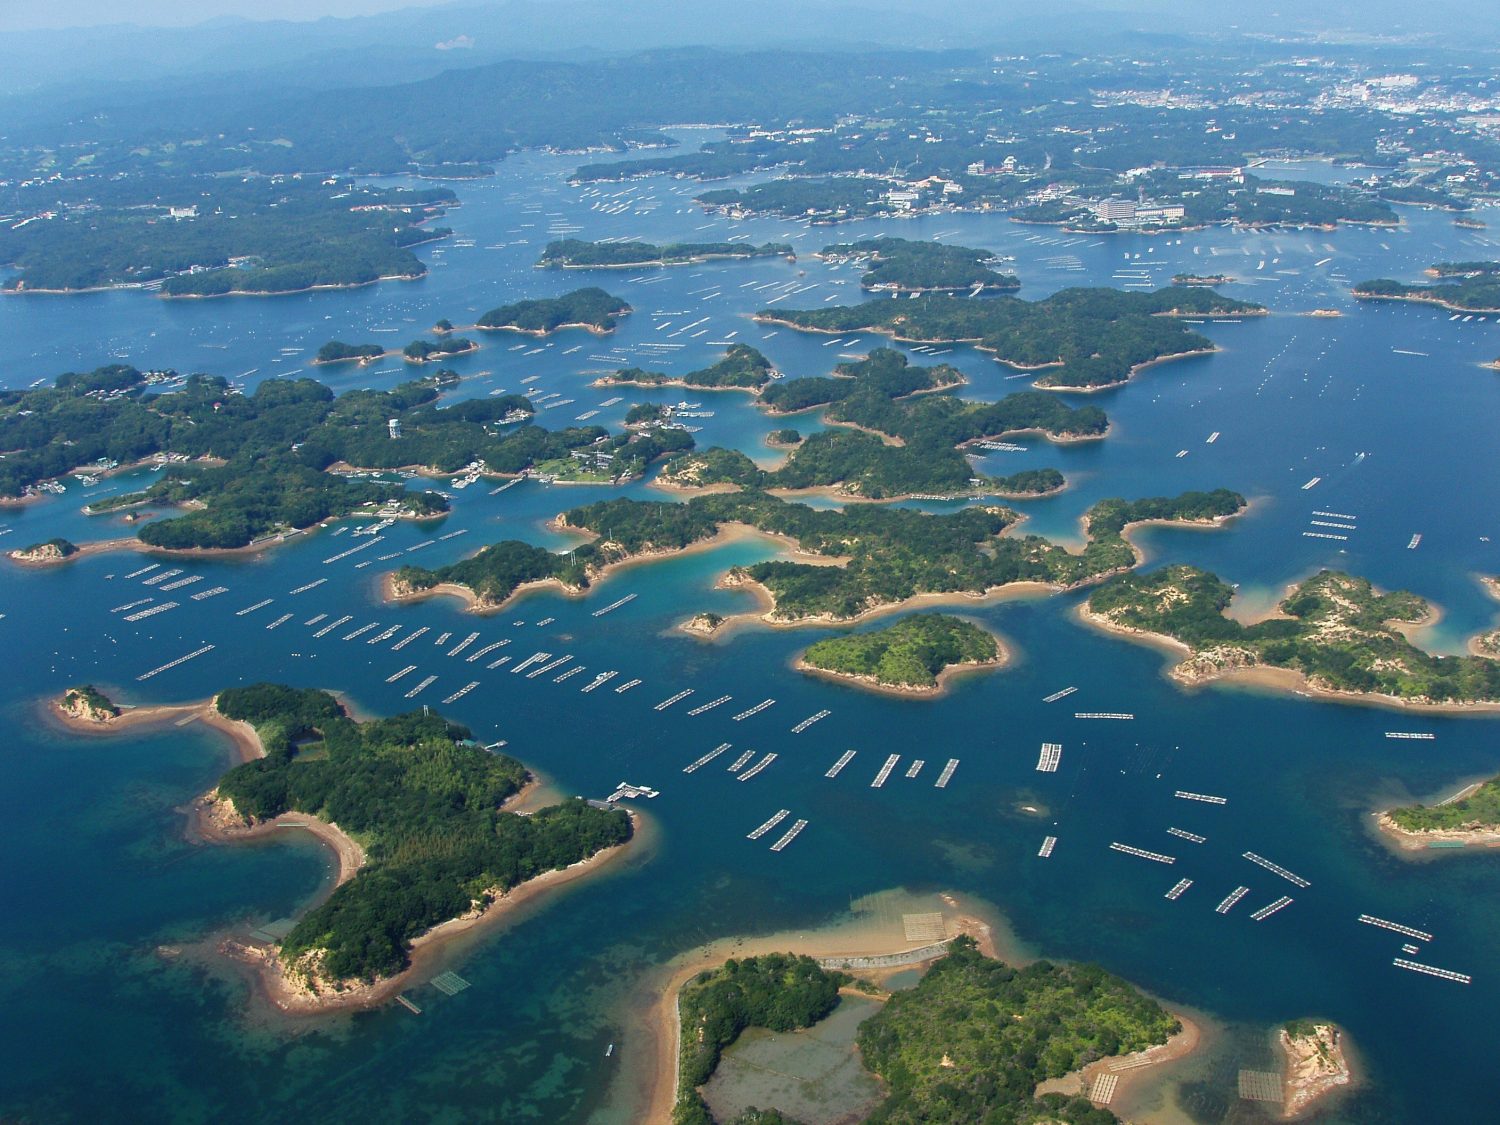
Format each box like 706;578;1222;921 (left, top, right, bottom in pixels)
1088;566;1500;703
820;237;1020;293
538;239;792;268
477;287;632;333
214;685;631;982
801;613;999;688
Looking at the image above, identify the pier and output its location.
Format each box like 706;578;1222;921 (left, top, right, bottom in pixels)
934;759;960;788
747;809;791;839
1175;790;1227;805
1393;959;1471;984
731;699;775;721
1250;896;1293;921
737;753;778;781
1042;686;1077;703
137;644;215;681
1167;828;1206;844
790;709;831;733
825;750;856;778
1109;842;1176;864
1038;836;1057;858
1243;852;1310;888
686;694;731;716
769;819;808;852
1165;878;1193;900
1215;887;1250;914
683;743;731;773
871;754;900;788
654;689;693;711
1358;914;1433;942
1035;743;1062;772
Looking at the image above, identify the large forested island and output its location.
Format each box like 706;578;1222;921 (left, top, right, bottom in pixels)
537;239;792;269
0;364;688;550
475;287;631;334
1086;566;1500;705
389;487;1244;623
798;614;1001;693
819;237;1020;294
205;685;632;1000
758;287;1264;389
672;937;1180;1125
0;177;452;296
660;348;1090;499
1354;264;1500;312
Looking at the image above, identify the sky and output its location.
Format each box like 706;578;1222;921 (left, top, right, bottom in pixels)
0;0;431;31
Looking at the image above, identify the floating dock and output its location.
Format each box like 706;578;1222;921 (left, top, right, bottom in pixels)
1175;790;1227;805
1074;712;1134;720
591;594;637;617
404;675;437;699
769;819;808;852
391;626;429;651
904;759;925;779
1358;914;1433;942
683;743;731;773
1110;842;1175;864
748;809;791;839
1243;851;1310;888
1165;878;1193;900
871;754;900;788
1167;827;1206;844
614;678;642;693
737;753;777;781
1038;836;1058;858
1385;731;1435;740
732;699;775;721
1250;896;1293;921
1393;958;1471;984
726;750;755;772
136;644;215;681
1042;686;1077;703
386;665;417;683
825;750;856;778
790;709;831;734
686;694;731;716
654;689;693;711
1035;743;1062;772
934;759;959;788
1215;886;1250;914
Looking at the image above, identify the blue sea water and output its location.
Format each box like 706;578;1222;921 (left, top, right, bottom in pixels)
2;136;1499;1121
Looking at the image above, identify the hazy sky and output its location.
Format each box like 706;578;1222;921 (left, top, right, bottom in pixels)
0;0;433;31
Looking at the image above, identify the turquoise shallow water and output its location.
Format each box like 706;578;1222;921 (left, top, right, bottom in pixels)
2;139;1499;1121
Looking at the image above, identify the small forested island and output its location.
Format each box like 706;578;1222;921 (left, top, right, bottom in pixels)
670;938;1180;1125
1172;273;1232;286
202;684;633;1006
1382;775;1500;847
818;237;1020;293
695;178;902;222
9;537;80;563
798;613;1001;694
1280;1021;1354;1117
757;287;1264;389
1086;566;1500;706
537;238;792;269
766;429;801;447
599;344;777;391
1354;266;1500;312
402;336;478;362
57;684;120;724
662;348;1089;500
0;178;453;296
314;340;387;366
0;363;690;550
476;287;631;334
397;487;1242;625
673;953;850;1124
